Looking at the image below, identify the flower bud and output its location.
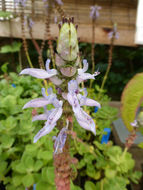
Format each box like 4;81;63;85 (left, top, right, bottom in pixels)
57;18;79;62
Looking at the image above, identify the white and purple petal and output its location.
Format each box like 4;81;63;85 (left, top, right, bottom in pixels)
77;94;101;108
78;59;88;75
32;112;51;122
23;98;52;109
49;76;63;85
53;99;63;108
53;120;69;155
33;122;56;143
46;106;63;126
75;108;96;135
130;120;137;127
68;80;79;94
20;68;57;79
67;93;80;113
45;59;57;75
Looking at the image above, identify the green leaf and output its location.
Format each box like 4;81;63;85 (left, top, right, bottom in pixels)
130;171;142;184
34;160;43;172
1;135;15;148
105;168;116;178
86;163;101;180
71;181;82;190
1;62;9;73
12;175;24;187
0;42;22;53
103;177;127;190
121;73;143;131
42;167;55;185
0;11;13;19
6;184;16;190
0;161;8;177
77;159;85;169
37;150;53;161
36;181;55;190
22;173;34;187
13;161;27;174
84;181;96;190
25;144;38;157
22;155;34;172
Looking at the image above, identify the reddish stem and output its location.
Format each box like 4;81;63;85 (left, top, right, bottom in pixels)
54;140;71;190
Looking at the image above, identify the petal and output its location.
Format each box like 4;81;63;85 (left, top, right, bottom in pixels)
53;120;69;155
68;80;78;93
20;68;57;79
85;98;101;108
47;87;53;95
130;120;137;127
32;112;51;122
33;122;56;143
78;73;95;81
50;76;63;85
67;93;80;113
45;59;58;75
53;99;63;108
79;96;101;108
78;59;88;74
75;108;96;135
46;107;63;126
41;88;47;98
23;98;52;109
62;92;68;100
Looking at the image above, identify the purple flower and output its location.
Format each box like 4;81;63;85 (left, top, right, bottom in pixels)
75;108;96;135
130;120;138;127
53;120;69;155
90;5;101;20
76;59;100;83
108;25;119;40
23;88;57;109
33;101;63;143
14;0;27;7
23;87;63;142
55;0;63;5
28;18;34;28
67;80;101;135
77;88;101;108
20;59;57;79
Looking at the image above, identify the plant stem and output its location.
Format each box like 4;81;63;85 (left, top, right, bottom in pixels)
98;35;114;99
20;7;33;68
122;147;128;159
90;19;96;88
18;49;22;70
100;179;104;190
54;139;71;190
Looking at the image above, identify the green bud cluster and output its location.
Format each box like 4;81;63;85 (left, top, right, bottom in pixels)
57;18;79;62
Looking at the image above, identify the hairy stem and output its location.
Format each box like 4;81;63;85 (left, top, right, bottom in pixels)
20;8;33;68
54;103;72;190
90;19;96;88
98;36;114;99
54;138;71;190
